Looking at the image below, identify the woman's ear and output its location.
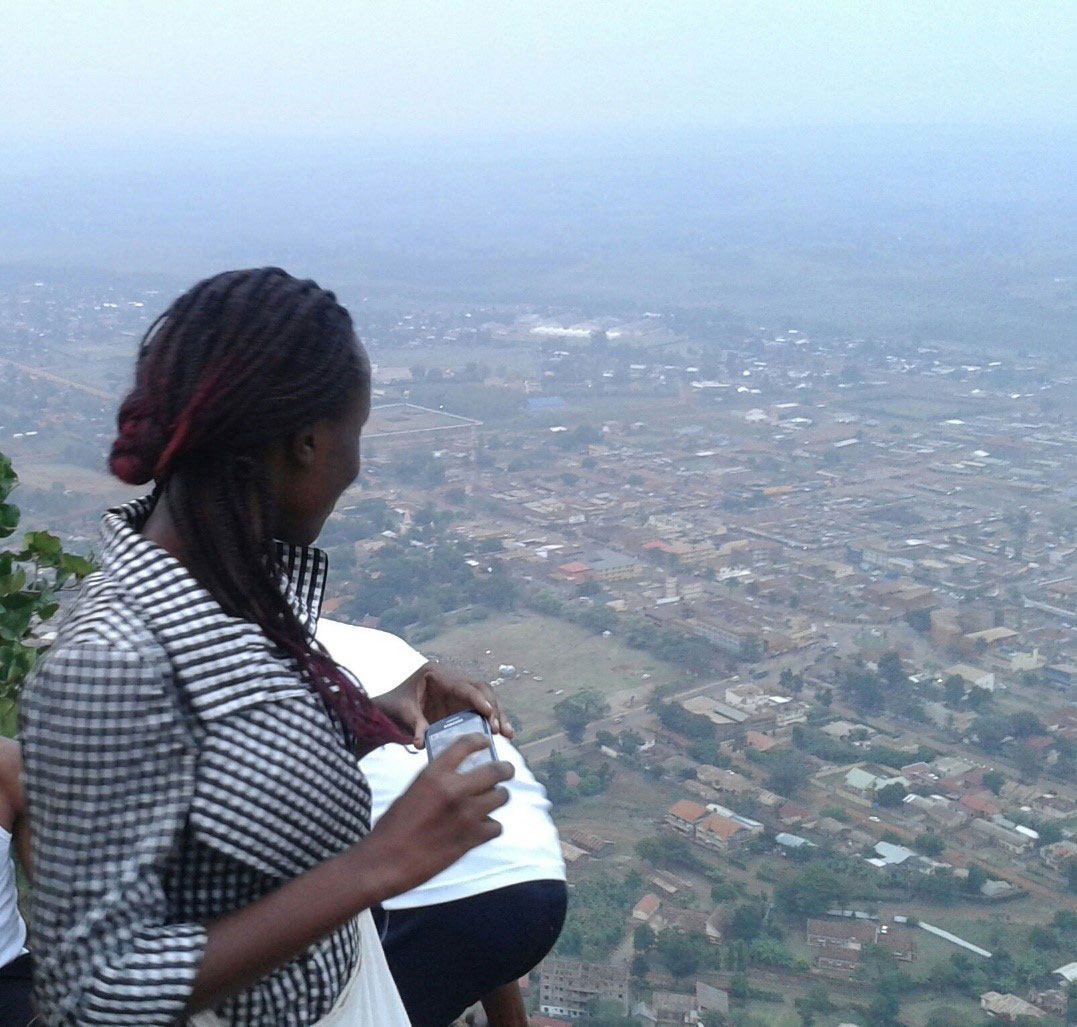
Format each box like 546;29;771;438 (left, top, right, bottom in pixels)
289;425;320;470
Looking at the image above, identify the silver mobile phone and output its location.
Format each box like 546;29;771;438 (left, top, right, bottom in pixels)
424;710;498;772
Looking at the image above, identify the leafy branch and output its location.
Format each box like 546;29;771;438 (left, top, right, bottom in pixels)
0;453;94;732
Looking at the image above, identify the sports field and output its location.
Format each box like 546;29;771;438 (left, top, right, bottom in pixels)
423;612;687;742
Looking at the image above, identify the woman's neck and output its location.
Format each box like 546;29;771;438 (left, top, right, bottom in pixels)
141;487;188;564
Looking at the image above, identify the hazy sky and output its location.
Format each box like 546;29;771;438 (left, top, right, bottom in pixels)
2;1;1075;139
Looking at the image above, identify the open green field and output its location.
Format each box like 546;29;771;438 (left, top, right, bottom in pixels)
741;991;987;1027
424;612;687;742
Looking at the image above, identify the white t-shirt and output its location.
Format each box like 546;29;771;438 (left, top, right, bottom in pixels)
316;620;566;910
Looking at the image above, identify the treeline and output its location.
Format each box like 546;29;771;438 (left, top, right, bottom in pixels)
525;590;718;675
340;530;516;638
554;872;640;962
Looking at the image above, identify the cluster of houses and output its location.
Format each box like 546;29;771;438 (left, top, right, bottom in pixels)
665;798;764;853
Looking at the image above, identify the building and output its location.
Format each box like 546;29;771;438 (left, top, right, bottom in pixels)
1046;663;1077;689
806;917;915;962
1041;840;1077;871
658;908;710;936
745;730;777;753
807;917;880;951
775;832;814;853
814;947;862;978
632;893;661;923
944;663;996;692
970;819;1031;855
691;617;763;658
695;765;755;794
586;548;645;582
960;793;1002;819
695;812;750;851
724;683;771;714
1029;989;1068;1017
634;991;700;1026
695;982;729;1016
554;560;593;585
841;763;909;800
666;799;708;834
566;829;614;856
777;801;812;826
979;990;1046;1021
539;958;631;1019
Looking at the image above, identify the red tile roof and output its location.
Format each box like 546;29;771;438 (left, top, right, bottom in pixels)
667;799;708;822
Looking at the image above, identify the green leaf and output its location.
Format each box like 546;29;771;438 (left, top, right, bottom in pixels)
59;552;95;579
21;531;62;567
0;594;36;642
0;504;20;540
0;568;27;597
0;453;16;505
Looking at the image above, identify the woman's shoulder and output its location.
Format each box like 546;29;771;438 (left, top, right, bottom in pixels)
29;571;171;698
52;569;164;654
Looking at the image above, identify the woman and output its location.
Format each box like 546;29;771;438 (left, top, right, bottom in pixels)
20;268;515;1026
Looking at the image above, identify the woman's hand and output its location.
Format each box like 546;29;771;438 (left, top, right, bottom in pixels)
359;735;514;899
374;662;514;748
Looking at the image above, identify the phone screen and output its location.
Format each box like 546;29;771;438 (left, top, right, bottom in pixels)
425;712;497;772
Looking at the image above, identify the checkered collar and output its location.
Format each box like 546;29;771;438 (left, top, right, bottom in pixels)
100;495;330;720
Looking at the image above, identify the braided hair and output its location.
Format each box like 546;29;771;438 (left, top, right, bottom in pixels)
109;267;408;747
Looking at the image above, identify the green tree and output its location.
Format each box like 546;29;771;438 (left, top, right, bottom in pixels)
983;769;1005;795
905;608;931;633
943;675;966;706
878;651;907;691
1013;742;1041;781
655;929;701;979
1009;710;1045;738
634;834;700;871
965;863;987;895
1052;910;1077;935
553;688;610;742
1029;925;1059;950
842;665;887;712
775;864;846;916
766;749;815;797
916;833;946;858
728;903;764;941
973;714;1011;752
866;990;901;1027
634;923;656;952
0;454;94;734
875;782;907;807
966;686;992;711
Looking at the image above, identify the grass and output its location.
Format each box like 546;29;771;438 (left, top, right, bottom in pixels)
423;611;687;741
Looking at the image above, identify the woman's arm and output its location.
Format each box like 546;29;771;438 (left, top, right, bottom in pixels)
480;980;529;1027
24;642;513;1025
187;735;511;1014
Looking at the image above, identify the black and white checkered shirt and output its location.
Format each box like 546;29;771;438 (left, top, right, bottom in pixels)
21;496;372;1026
